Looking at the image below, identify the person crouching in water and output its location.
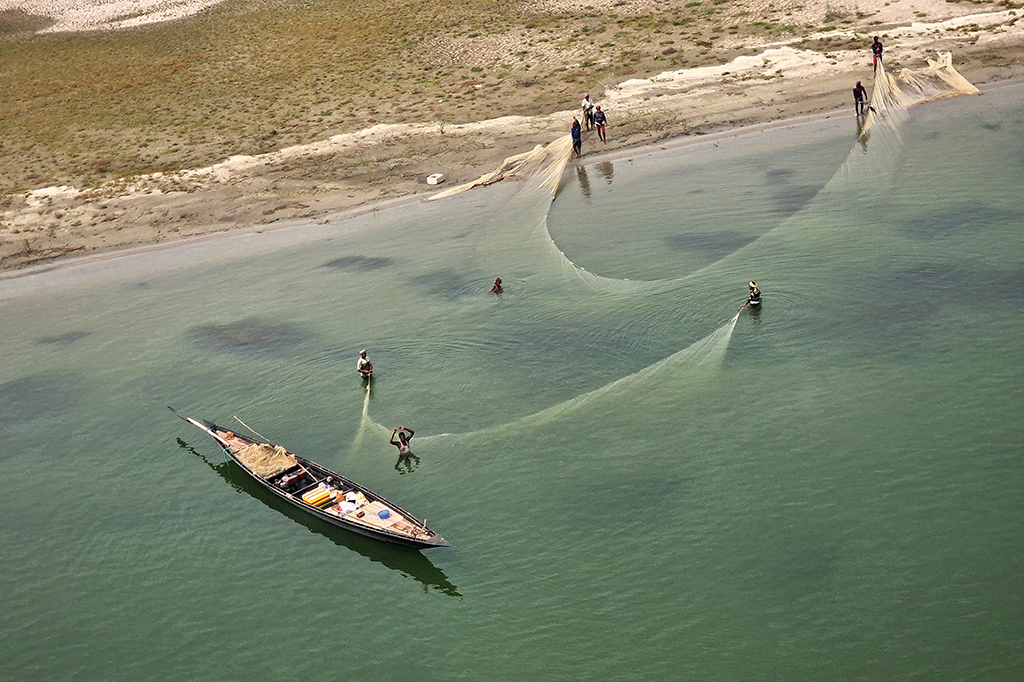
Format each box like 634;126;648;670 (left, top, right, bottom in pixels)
747;281;761;307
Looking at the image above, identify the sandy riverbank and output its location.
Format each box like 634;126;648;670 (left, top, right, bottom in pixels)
1;1;1023;273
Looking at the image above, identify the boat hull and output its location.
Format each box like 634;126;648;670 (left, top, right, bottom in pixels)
171;408;449;550
234;452;450;549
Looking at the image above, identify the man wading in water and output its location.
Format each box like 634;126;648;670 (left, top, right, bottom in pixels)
357;349;373;378
390;426;419;474
746;281;761;307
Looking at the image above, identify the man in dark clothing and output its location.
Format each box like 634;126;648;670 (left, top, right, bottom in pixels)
853;81;867;116
571;117;582;158
593;105;607;143
746;281;761;307
871;37;883;67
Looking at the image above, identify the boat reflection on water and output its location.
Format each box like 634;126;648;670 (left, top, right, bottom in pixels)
177;438;461;598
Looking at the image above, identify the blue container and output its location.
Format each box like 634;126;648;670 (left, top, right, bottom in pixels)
378;509;390;519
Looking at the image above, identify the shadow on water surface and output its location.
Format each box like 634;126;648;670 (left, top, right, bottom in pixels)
665;231;758;258
764;167;822;213
770;184;820;214
898;204;1020;239
408;268;480;301
37;330;90;345
576;477;691;522
764;168;795;184
321;255;393;272
746;525;843;604
885;264;1024;306
177;438;461;598
0;372;80;423
189;317;307;355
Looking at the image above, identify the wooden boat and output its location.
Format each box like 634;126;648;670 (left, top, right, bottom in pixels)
170;407;450;549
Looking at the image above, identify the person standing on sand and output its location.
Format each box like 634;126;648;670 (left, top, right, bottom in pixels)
871;36;883;68
853;81;867;116
593;105;607;143
581;93;596;130
571;117;582;158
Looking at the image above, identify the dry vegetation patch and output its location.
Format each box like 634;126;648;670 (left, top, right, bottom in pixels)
0;0;927;195
1;0;1017;269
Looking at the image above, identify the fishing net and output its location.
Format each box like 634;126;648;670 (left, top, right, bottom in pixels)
429;52;978;198
863;52;979;136
425;135;574;201
235;442;297;479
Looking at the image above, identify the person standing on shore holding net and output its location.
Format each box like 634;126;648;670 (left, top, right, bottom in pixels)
571;117;582;158
871;36;883;69
853;81;867;116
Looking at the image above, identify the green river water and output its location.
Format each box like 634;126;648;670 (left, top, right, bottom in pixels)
1;82;1022;681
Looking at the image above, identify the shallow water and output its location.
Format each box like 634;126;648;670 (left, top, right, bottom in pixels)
2;84;1023;681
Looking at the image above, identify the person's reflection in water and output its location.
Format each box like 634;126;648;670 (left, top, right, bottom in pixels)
596;161;614;184
748;301;762;326
395;452;421;475
856;117;870;153
576;164;592;199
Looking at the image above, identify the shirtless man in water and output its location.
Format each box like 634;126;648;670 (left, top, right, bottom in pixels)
390;426;419;474
390;426;414;454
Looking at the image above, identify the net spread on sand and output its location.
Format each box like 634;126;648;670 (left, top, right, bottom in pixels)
235;442;297;479
429;52;979;196
425;135;574;201
863;52;979;136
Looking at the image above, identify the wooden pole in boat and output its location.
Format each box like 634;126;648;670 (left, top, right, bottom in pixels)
233;415;276;446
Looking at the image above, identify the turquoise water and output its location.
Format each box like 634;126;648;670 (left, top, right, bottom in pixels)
2;83;1023;681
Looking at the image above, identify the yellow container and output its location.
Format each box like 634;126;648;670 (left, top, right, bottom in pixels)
302;488;331;506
